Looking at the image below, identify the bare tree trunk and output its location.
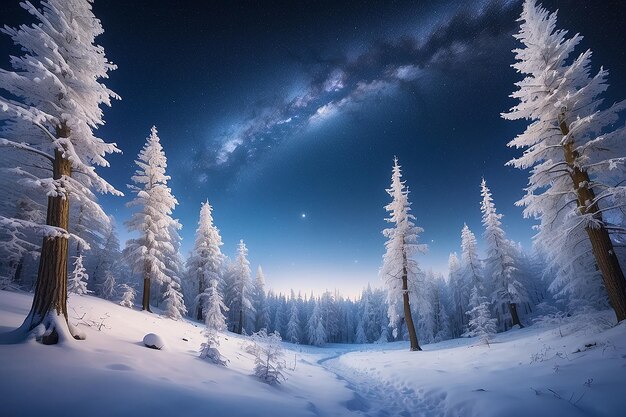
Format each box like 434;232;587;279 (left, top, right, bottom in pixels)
402;258;421;351
509;302;523;328
22;124;73;344
197;273;205;320
560;116;626;322
142;260;152;312
237;307;244;334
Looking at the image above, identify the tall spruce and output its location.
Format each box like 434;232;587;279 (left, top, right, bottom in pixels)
0;0;120;343
124;126;181;312
503;0;626;321
481;178;527;329
380;157;427;351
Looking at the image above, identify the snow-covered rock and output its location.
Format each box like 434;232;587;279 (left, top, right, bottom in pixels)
143;333;165;350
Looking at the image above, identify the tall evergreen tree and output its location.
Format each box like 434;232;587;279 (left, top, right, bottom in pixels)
0;0;121;342
187;201;224;320
380;157;427;351
252;266;270;332
227;240;254;334
502;0;626;321
124;126;181;312
481;178;527;329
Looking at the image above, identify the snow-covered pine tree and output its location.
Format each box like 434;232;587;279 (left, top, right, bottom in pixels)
461;224;484;295
124;126;181;312
200;279;228;365
285;300;300;343
187;200;223;320
68;255;90;296
447;252;464;337
0;0;121;343
119;284;136;309
465;286;498;346
163;279;187;320
252;266;270;332
307;300;326;346
227;240;254;334
481;178;527;329
502;0;626;321
380;157;427;351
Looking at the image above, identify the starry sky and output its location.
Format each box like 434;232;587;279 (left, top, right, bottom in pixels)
1;0;625;296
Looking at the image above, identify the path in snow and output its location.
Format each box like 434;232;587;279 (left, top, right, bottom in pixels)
316;349;445;417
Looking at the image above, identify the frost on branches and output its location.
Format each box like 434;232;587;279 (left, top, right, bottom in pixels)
502;0;626;320
68;255;90;296
380;157;427;351
187;201;224;320
0;0;121;341
124;126;182;312
247;329;287;385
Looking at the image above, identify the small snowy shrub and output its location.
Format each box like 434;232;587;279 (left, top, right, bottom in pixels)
119;284;136;308
247;329;287;385
199;279;228;365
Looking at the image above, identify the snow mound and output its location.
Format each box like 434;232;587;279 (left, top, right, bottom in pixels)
143;333;165;350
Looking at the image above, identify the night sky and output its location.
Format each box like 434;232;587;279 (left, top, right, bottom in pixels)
1;0;625;296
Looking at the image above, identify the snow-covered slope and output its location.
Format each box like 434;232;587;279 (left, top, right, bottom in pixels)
1;291;625;417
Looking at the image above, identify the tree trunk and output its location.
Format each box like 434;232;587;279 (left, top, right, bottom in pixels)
197;273;205;320
23;124;73;344
509;302;523;328
560;116;626;322
142;259;152;312
238;307;244;334
402;259;421;351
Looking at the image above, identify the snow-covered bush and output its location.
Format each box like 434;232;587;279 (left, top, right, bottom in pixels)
246;329;287;385
119;284;136;309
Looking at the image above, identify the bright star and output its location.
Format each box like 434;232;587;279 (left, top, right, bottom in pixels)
301;213;307;219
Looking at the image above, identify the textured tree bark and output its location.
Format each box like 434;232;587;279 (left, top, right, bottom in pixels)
197;273;205;320
402;256;421;351
24;125;72;344
509;302;523;328
560;117;626;322
142;260;152;312
237;307;244;334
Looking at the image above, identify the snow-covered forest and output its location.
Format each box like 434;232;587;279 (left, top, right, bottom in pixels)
0;0;625;416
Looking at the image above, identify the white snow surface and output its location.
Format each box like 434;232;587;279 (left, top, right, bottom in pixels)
1;291;625;417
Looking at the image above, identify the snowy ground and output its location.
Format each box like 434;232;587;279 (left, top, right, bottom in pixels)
1;291;625;417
